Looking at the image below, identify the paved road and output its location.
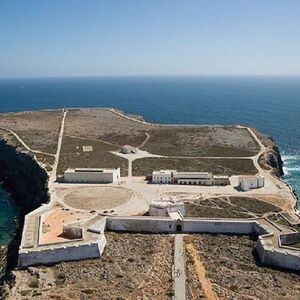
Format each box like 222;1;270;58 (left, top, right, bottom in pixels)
174;234;186;300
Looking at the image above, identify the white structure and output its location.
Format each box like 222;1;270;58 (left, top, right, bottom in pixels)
152;170;175;184
149;198;185;217
238;174;265;191
64;168;120;183
120;145;137;154
152;170;213;185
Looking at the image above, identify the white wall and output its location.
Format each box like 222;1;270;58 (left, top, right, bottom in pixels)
106;217;176;232
182;219;255;234
18;235;106;268
64;169;120;183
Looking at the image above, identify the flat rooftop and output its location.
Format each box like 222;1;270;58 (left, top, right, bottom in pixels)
65;167;118;173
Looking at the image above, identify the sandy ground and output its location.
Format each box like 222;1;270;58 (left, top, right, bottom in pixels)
39;208;83;244
63;186;133;211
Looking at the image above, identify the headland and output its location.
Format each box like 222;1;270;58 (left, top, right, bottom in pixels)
0;108;299;299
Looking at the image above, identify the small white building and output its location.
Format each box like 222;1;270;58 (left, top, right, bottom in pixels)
148;198;185;217
64;168;120;184
238;174;265;191
120;145;137;154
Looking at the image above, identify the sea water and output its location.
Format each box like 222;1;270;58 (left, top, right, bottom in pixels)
0;76;299;244
0;186;18;245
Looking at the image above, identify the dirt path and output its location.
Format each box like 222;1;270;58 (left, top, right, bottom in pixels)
0;126;55;157
186;242;218;300
139;131;151;148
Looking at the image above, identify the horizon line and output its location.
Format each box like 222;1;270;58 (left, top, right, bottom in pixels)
1;74;300;80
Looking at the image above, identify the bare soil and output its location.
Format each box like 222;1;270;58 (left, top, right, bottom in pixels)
63;186;132;210
132;157;257;176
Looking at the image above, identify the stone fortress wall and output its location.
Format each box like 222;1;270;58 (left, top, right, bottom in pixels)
105;215;300;272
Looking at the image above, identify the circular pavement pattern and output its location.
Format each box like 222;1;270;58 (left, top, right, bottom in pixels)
63;186;132;210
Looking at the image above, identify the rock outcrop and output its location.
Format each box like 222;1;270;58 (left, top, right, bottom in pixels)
254;130;284;177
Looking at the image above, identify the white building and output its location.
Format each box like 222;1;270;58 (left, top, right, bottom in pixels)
64;168;120;184
148;198;185;217
238;174;265;191
152;170;214;185
152;170;175;184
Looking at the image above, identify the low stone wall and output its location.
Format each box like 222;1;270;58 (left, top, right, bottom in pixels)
279;232;300;246
106;216;176;233
18;235;106;268
182;218;255;234
255;237;300;271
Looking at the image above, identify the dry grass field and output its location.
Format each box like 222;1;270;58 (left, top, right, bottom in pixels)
0;110;62;154
9;233;174;300
141;126;260;157
57;136;128;176
64;109;148;147
185;196;281;218
185;234;300;300
132;157;257;176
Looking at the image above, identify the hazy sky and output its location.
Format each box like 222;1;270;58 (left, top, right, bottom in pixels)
1;0;300;78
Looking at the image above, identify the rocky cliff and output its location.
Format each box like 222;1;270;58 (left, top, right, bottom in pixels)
0;140;49;282
254;130;284;177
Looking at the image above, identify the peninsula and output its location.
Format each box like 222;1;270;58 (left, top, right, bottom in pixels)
0;108;299;300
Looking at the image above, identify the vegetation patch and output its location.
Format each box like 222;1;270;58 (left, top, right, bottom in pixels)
141;126;259;157
132;157;257;176
57;136;128;176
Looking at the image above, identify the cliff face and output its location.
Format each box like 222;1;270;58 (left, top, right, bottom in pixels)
0;139;49;280
255;130;284;177
259;144;284;177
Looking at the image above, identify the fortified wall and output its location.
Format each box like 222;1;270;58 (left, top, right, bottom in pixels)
105;215;300;272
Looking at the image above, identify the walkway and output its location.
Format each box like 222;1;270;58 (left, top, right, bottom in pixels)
49;109;67;189
174;234;186;300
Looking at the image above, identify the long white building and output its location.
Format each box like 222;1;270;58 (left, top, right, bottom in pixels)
174;171;213;185
152;170;213;185
64;168;120;183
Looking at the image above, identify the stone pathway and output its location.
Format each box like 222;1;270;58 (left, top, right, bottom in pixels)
174;234;186;300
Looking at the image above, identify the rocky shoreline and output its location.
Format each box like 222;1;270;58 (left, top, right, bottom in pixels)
0;140;49;288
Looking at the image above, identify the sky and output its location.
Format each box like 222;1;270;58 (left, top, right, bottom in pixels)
0;0;300;78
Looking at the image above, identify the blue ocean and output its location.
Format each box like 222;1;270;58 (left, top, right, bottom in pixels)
0;76;299;244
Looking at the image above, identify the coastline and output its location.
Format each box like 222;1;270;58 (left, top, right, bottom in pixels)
0;140;49;287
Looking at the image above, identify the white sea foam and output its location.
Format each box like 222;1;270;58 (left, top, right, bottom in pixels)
282;155;300;161
284;167;300;171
